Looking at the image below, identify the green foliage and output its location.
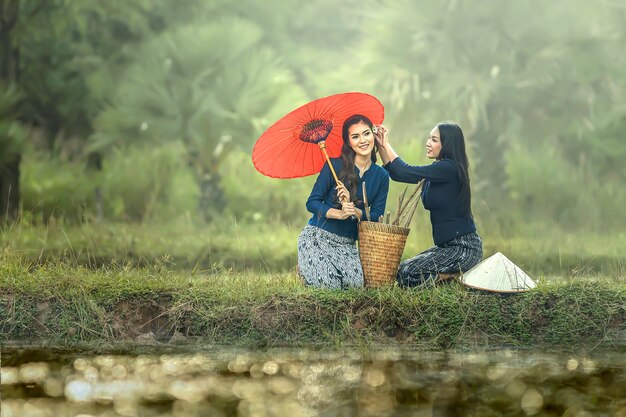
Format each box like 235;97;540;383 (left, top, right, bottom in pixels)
101;143;197;222
505;142;626;231
221;150;312;224
220;0;365;97
20;143;199;224
92;18;307;144
356;0;626;224
90;18;307;217
0;84;26;170
15;0;178;140
5;0;626;236
20;151;93;223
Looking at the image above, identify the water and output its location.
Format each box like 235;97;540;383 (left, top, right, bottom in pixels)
2;346;626;417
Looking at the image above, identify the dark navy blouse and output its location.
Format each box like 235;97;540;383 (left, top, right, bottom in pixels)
384;157;476;246
306;158;390;240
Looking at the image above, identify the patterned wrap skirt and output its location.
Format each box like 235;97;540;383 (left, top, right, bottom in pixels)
297;225;364;289
398;231;483;288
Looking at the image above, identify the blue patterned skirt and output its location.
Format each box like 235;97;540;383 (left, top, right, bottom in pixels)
297;225;364;289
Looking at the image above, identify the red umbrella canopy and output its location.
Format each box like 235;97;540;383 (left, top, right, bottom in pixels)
252;92;384;179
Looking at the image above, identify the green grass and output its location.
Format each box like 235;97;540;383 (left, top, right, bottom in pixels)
1;221;624;349
0;220;301;273
1;220;625;277
1;254;624;350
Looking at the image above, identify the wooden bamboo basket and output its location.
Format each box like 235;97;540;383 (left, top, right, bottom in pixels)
358;221;410;287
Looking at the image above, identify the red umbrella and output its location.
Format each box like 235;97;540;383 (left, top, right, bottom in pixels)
252;92;384;184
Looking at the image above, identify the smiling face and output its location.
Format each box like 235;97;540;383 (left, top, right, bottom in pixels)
347;121;375;157
426;126;442;159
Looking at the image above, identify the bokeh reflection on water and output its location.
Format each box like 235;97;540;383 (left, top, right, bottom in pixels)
2;348;626;417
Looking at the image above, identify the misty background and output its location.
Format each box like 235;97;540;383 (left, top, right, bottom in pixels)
1;0;625;265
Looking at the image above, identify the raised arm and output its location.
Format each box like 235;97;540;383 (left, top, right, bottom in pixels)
385;158;457;184
375;125;457;184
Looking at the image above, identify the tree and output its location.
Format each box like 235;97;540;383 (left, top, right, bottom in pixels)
0;0;163;221
359;0;626;216
0;83;24;220
0;0;23;220
219;0;365;98
90;20;306;221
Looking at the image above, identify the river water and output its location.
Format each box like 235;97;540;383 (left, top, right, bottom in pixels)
2;346;625;417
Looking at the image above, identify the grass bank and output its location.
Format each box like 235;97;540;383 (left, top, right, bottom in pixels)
1;256;624;350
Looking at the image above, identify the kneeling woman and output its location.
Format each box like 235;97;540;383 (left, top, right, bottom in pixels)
298;114;390;289
375;122;483;287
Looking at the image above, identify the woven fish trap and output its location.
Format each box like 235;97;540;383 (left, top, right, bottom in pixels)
358;221;410;287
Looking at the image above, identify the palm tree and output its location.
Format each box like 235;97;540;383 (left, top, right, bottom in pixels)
90;19;306;221
360;0;626;209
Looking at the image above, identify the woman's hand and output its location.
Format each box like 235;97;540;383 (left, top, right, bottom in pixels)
374;124;397;165
340;202;356;219
326;202;358;220
324;182;356;220
336;181;351;203
375;124;389;148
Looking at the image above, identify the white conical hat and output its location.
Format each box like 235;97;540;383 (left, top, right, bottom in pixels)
461;252;536;293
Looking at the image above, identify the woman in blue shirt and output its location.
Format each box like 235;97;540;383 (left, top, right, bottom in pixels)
298;114;390;289
375;122;482;287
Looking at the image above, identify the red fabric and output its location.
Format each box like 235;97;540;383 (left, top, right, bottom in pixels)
252;92;384;179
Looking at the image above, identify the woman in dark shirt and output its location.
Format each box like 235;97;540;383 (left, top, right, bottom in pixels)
375;122;482;287
298;114;389;289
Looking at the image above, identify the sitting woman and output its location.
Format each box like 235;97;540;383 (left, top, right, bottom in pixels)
298;114;390;289
375;122;482;287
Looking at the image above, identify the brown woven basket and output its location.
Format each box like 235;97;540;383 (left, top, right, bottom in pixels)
358;221;410;287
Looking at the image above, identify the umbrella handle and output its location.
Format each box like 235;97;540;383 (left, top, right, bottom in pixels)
318;141;357;221
318;141;341;187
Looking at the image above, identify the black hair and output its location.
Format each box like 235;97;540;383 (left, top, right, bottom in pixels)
338;114;378;204
437;122;473;218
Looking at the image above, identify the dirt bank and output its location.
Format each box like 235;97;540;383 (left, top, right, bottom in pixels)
2;280;625;349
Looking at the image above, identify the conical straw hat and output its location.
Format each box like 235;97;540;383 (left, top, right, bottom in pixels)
461;252;536;293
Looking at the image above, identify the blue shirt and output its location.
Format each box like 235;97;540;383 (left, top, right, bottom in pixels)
306;158;390;240
384;157;476;246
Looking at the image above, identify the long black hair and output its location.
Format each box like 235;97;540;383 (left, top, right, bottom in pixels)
437;122;473;218
338;114;378;204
